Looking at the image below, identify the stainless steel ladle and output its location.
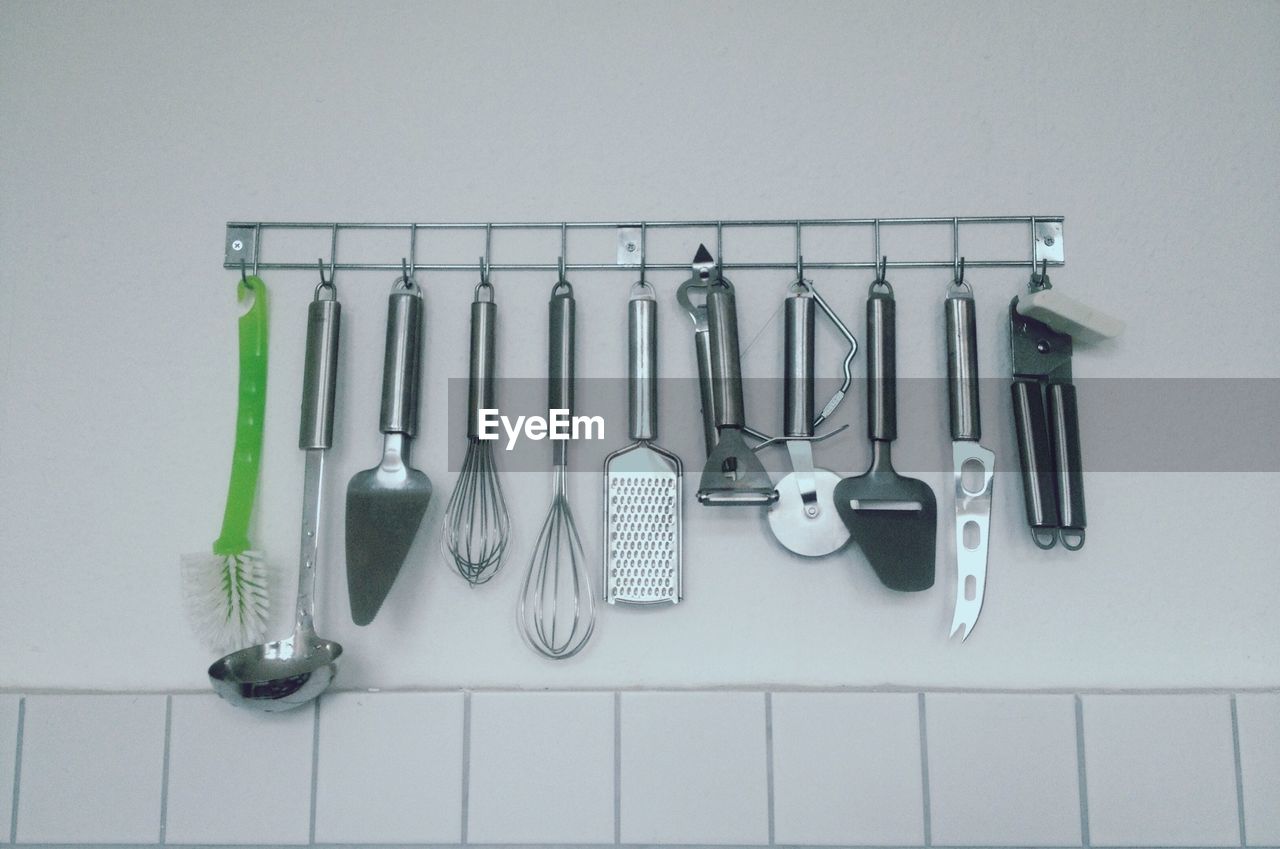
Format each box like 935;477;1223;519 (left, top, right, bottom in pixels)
209;266;344;711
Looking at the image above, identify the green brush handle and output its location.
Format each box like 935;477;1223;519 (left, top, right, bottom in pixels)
213;276;269;556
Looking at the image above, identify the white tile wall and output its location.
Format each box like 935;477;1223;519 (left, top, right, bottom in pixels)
313;691;464;844
164;694;314;844
1083;694;1240;847
926;693;1083;847
0;688;1275;847
15;694;166;844
619;691;768;845
771;692;924;846
467;691;614;844
0;696;20;843
1237;693;1280;846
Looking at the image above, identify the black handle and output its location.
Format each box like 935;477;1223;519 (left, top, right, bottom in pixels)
866;285;896;442
1048;382;1087;546
1011;378;1059;547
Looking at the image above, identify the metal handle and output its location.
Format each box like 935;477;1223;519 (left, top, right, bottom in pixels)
1011;379;1059;546
1048;382;1086;544
299;294;341;450
549;285;575;415
784;291;815;438
467;297;497;439
866;285;896;442
707;285;745;428
945;291;981;440
379;286;423;435
629;289;657;441
694;328;718;455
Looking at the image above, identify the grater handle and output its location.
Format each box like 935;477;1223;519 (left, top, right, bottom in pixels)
707;284;745;428
629;287;657;441
784;291;815;438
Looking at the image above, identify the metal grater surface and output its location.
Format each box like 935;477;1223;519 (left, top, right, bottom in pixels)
605;451;681;604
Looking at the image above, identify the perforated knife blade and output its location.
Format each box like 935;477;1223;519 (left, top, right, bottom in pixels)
945;284;994;641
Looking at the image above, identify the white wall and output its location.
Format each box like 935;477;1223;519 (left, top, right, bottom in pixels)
1;0;1276;692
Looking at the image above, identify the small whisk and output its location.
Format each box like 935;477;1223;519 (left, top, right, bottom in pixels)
444;267;510;584
519;275;595;659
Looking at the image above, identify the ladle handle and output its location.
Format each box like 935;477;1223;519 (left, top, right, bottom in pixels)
866;284;896;443
629;290;657;441
380;285;423;436
299;293;341;450
784;291;815;438
707;284;745;429
946;291;981;441
467;297;497;439
548;283;575;465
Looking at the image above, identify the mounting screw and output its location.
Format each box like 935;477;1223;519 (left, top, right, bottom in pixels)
626;241;637;253
1043;236;1055;246
231;239;244;252
1037;340;1051;354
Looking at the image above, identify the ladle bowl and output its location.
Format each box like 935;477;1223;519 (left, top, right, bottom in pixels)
208;632;342;712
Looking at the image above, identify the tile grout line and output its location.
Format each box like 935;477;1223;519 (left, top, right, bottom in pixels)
765;692;775;846
461;691;474;844
613;692;621;846
1074;695;1091;848
9;697;24;844
158;695;173;845
309;698;321;845
1230;695;1246;847
917;692;931;847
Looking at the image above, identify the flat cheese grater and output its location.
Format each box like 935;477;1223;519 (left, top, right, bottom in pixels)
604;281;683;604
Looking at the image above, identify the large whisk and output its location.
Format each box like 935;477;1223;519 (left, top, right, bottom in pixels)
519;274;595;659
444;266;510;584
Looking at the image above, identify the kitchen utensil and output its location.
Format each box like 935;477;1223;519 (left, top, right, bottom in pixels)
209;270;343;711
945;267;994;640
519;275;595;659
696;269;777;506
767;282;850;556
181;271;271;651
443;264;510;585
345;267;432;625
834;262;937;591
676;244;723;457
604;280;682;604
1010;266;1087;550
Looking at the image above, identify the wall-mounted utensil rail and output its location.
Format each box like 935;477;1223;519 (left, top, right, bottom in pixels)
224;217;1065;276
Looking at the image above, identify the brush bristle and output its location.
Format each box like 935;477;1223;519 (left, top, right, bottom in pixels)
180;550;270;652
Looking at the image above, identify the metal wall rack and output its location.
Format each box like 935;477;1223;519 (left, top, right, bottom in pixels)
223;217;1065;276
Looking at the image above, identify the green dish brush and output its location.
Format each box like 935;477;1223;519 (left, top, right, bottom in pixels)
182;274;271;651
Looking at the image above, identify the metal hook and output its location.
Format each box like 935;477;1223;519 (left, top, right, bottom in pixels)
638;221;647;284
479;255;490;286
315;257;336;299
876;255;888;282
1029;257;1051;291
557;254;567;285
240;258;248;283
957;256;966;284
